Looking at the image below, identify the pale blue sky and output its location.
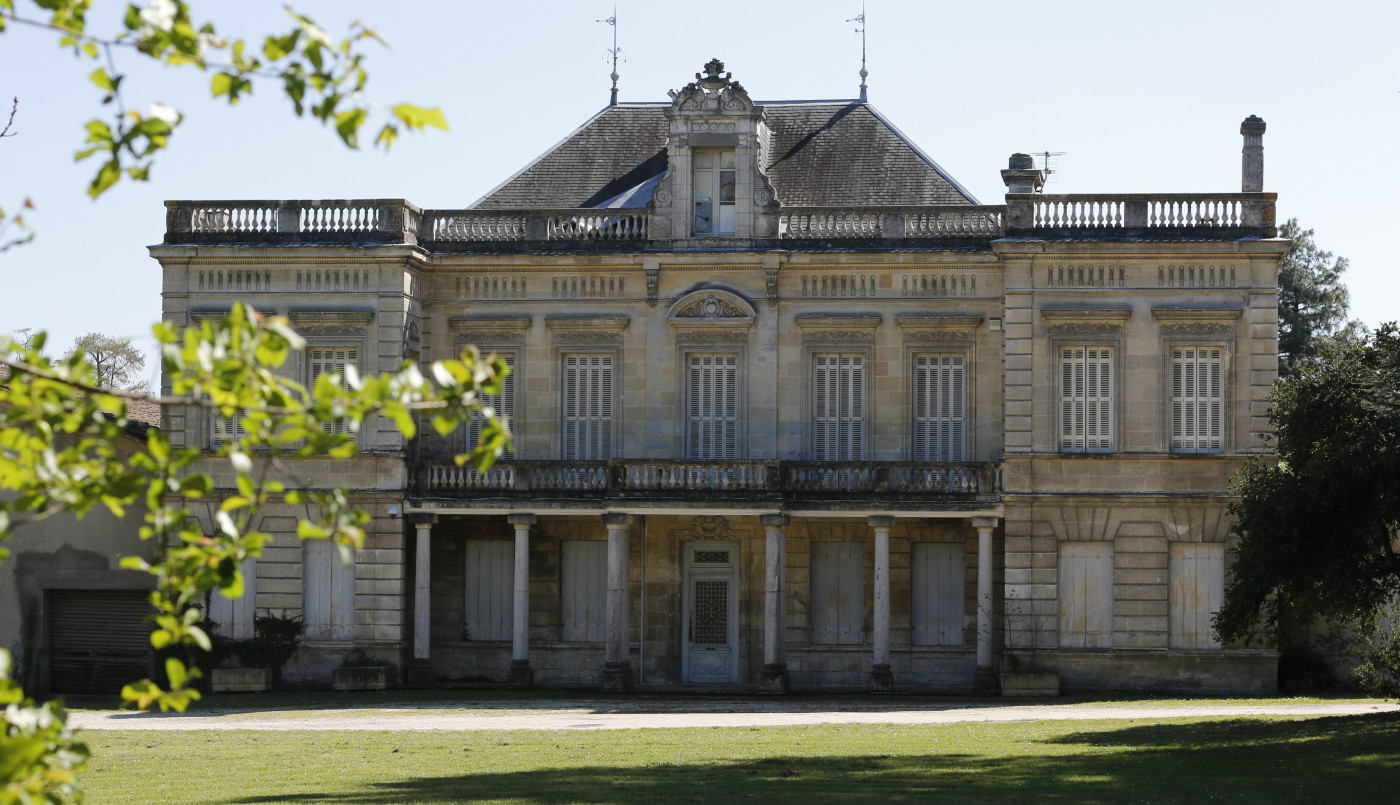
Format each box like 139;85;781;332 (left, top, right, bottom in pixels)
2;0;1396;386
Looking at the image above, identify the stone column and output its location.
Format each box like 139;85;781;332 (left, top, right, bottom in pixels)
506;513;537;689
869;515;895;692
972;516;1000;693
405;512;437;687
600;513;635;692
759;514;791;693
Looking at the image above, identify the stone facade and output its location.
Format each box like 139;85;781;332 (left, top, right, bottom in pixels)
147;61;1287;693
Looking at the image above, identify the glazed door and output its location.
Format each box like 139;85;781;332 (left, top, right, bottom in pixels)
682;542;739;683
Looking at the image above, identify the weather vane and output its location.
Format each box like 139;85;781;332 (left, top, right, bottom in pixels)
598;5;625;106
848;1;867;102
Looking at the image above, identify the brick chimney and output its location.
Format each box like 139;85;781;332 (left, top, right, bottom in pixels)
1241;116;1266;192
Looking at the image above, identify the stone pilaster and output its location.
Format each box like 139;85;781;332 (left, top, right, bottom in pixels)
869;516;894;692
601;513;635;692
406;512;437;687
507;513;537;689
759;514;790;694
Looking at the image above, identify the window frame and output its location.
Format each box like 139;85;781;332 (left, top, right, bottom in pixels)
463;348;519;459
679;349;747;460
808;350;870;462
910;352;970;462
1161;335;1234;454
691;147;737;237
306;344;361;437
1053;339;1122;454
559;350;618;461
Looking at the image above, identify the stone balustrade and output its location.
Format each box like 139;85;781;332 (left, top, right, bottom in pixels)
165;193;1277;246
418;460;1001;504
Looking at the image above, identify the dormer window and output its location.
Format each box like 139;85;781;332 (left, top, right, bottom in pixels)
693;149;736;236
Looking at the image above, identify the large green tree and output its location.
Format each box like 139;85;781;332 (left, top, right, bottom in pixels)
1276;218;1363;377
1216;323;1400;645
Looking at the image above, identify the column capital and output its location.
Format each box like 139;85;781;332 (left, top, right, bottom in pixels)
867;515;896;529
406;511;437;525
759;514;791;527
507;513;538;526
601;512;631;527
971;516;1000;531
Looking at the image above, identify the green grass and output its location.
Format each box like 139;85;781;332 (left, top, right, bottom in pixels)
77;713;1400;804
62;687;1387;715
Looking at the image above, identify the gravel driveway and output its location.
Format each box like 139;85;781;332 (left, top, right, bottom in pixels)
67;699;1399;732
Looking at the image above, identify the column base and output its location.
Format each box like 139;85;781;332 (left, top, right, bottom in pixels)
758;663;790;694
507;659;534;690
973;666;999;695
405;659;435;688
599;661;635;693
869;663;894;693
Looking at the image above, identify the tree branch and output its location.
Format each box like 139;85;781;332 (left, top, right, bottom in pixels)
0;97;17;139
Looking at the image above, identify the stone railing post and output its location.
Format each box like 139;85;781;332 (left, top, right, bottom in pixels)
1124;200;1148;228
275;204;300;235
879;213;905;239
525;215;549;241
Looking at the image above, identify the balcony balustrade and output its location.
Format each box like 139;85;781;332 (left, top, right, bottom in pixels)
417;459;1002;506
164;191;1277;247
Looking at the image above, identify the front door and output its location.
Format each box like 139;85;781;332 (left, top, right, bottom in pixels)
682;542;739;684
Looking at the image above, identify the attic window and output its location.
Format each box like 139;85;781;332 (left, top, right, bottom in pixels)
693;149;735;236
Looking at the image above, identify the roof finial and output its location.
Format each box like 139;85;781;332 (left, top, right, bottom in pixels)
598;4;624;106
847;1;867;102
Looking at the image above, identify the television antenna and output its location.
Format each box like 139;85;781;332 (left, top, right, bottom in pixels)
1033;150;1066;189
598;5;625;106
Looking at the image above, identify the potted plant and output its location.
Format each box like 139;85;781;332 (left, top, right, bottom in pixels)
331;649;395;691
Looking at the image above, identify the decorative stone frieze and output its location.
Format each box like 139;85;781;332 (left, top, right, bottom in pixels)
1040;308;1132;335
286;310;375;336
1150;307;1242;336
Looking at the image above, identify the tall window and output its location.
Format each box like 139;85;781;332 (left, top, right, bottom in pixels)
692;149;736;236
813;353;865;461
304;539;354;641
810;541;864;645
562;354;613;460
309;346;357;436
913;355;966;461
911;542;965;646
1169;542;1224;649
687;353;739;459
1171;347;1223;453
560;540;607;642
1060;346;1113;452
1058;542;1113;648
463;540;513;642
466;353;515;459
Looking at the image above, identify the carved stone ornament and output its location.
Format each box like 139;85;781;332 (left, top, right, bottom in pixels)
765;270;779;308
904;329;976;342
285;310;374;337
456;331;524;346
690;121;737;132
802;330;876;343
691;515;731;539
1160;322;1236;335
1047;322;1125;335
651;173;673;209
552;330;623;345
645;269;660;308
675;293;747;319
675;329;748;343
671;58;754;115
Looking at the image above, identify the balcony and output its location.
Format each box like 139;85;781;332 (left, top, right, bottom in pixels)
413;460;1003;510
162;192;1277;249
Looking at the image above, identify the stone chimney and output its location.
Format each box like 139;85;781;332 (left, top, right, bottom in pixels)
1241;115;1266;192
1001;153;1045;194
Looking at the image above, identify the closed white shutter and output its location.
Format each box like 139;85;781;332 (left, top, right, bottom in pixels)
465;353;515;458
1171;347;1223;452
1169;542;1224;649
1060;347;1113;452
913;355;966;462
304;539;356;642
810;541;865;645
562;354;613;460
813;354;865;461
687;353;739;460
464;540;514;641
561;540;607;642
309;347;357;436
911;542;966;646
1058;542;1113;648
208;556;257;640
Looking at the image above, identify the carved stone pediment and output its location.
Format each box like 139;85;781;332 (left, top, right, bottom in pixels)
670;58;754;115
667;289;756;328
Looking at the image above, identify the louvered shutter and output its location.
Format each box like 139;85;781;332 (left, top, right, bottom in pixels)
309;347;357;435
47;590;153;694
465;353;515;458
1171;347;1223;452
914;356;966;461
211;411;246;447
687;354;739;460
562;355;613;460
1061;347;1113;452
813;354;865;461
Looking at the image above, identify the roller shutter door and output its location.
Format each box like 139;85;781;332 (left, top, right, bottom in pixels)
48;589;153;695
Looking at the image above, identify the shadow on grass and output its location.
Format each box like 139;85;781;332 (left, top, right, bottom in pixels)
217;713;1400;805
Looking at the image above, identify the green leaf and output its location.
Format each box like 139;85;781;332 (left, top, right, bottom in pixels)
211;72;234;98
374;123;397;150
87;159;121;198
89;67;114;92
334;107;367;149
165;657;187;690
391;104;448;132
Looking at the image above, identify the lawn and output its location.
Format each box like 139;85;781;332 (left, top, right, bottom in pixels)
75;712;1400;804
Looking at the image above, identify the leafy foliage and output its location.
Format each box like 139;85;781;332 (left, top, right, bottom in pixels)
1217;323;1400;645
0;303;511;800
0;0;448;199
0;649;88;805
1277;218;1364;377
70;331;149;393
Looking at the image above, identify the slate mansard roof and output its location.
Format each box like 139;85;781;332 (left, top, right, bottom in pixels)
472;101;979;210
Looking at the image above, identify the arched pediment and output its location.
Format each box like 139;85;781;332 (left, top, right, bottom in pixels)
667;288;756;326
